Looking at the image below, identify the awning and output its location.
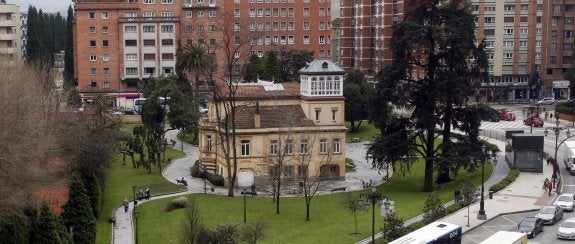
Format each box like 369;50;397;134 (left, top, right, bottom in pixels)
117;93;141;98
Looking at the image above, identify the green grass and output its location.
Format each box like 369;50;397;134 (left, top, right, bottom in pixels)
346;121;380;142
95;139;187;243
345;158;356;172
177;130;197;145
134;160;492;244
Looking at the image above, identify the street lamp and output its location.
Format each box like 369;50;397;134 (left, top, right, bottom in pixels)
477;145;487;220
358;180;385;244
134;207;139;244
131;186;137;206
202;165;207;194
241;188;247;223
544;116;572;188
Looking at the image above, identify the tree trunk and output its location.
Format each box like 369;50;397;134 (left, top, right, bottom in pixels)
423;128;435;192
437;104;453;184
306;202;310;221
276;178;281;214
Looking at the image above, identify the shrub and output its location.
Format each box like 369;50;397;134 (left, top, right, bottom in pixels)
208;174;225;186
165;196;189;212
190;160;201;177
207;223;238;244
489;169;520;193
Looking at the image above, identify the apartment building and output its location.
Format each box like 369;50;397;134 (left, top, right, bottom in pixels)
74;0;333;106
540;0;575;100
0;1;21;64
20;12;26;61
472;0;543;101
199;59;347;185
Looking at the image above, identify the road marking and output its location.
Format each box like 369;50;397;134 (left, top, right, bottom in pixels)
502;215;517;224
564;185;575;187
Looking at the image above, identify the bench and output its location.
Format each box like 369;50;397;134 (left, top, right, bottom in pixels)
331;187;346;192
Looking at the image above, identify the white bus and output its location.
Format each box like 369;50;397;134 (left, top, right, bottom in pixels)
389;221;462;244
479;231;527;244
133;97;170;115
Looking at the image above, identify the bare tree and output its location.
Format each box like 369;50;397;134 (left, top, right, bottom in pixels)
342;192;361;235
179;201;203;244
240;218;268;244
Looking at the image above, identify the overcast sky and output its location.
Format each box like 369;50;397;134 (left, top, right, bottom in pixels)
8;0;73;14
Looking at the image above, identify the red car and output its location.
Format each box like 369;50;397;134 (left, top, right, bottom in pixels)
500;109;516;121
524;117;544;127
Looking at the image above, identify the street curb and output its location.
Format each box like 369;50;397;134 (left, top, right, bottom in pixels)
461;208;539;234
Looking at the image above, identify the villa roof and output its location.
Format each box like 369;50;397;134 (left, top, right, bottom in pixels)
233;105;314;129
214;82;301;100
299;59;345;75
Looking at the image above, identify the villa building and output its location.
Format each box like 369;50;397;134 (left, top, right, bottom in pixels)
198;59;347;186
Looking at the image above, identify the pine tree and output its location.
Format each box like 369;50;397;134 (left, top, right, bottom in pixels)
31;204;71;244
262;51;281;82
61;176;96;244
63;6;75;89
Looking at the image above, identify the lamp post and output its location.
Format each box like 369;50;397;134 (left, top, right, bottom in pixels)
131;186;137;206
203;165;207;194
477;145;487;220
241;188;247;223
544;116;573;188
358;180;384;244
134;207;139;244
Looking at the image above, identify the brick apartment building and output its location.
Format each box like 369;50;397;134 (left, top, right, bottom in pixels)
472;0;543;101
540;0;575;100
73;0;332;107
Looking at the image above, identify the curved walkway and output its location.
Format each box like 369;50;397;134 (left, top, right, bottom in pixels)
112;131;381;244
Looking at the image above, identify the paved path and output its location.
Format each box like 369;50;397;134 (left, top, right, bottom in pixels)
113;131;376;244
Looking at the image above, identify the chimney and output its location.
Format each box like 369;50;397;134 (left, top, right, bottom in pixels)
254;102;261;128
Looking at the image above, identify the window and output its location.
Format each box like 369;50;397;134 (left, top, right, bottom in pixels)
303;22;309;30
144;53;155;60
234;23;240;31
209;25;216;32
552;17;560;26
503;41;514;48
143;25;155;33
519;41;527;47
162;39;174;46
206;136;213;152
553;4;561;12
125;12;137;18
504;29;514;35
101;12;109;19
303;8;310;16
300;140;308;154
504;17;514;23
484;29;494;35
332;139;340;153
125;54;138;60
332;109;337;120
315;109;321;121
566;30;574;38
504;5;515;12
103;68;109;75
102;54;109;61
484;17;494;23
567;17;575;25
298;165;308;177
125;25;137;33
521;4;529;11
103;81;110;89
320;139;327;153
283;166;294;177
319;36;325;44
551;43;557;51
504;53;513;59
102;26;109;33
161;0;173;3
89;26;96;33
126;68;138;75
519;28;528;35
186;11;193;18
89;12;95;19
484;40;494;48
90;40;96;47
234;9;240;17
197;25;204;32
270;140;278;155
90;68;97;75
565;43;573;51
125;40;137;46
102;40;109;47
551;56;557;64
241;140;250;156
303;36;309;44
319;8;325;16
90;55;97;61
144;67;155;75
536;41;541;47
234;51;240;58
162;53;174;60
209;10;216;17
143;0;154;3
197;11;204;18
142;39;155;47
161;25;173;33
285;140;293;155
484;5;495;12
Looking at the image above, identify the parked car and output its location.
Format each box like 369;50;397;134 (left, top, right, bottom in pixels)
500;109;516;121
517;217;544;238
557;217;575;240
556;193;575;212
523;117;544;127
538;97;556;105
535;205;563;225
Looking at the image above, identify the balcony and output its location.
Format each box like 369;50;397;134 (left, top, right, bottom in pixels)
0;33;17;40
181;2;218;9
118;17;180;23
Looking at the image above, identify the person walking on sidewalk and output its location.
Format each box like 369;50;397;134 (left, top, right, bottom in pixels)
548;180;553;196
544;178;550;192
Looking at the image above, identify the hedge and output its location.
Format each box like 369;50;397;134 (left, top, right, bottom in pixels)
190;160;225;186
489;169;520;193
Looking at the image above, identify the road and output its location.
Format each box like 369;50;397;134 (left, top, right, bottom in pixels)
464;103;575;243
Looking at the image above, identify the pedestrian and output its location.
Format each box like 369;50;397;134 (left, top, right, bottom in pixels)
544;178;549;192
547;158;550;166
548;180;553;196
551;112;554;120
545;112;548;121
146;188;150;200
123;197;129;213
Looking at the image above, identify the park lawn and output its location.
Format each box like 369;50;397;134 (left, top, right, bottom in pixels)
346;121;380;142
95;148;187;244
135;160;492;244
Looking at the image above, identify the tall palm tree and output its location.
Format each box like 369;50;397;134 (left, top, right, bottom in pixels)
176;40;216;89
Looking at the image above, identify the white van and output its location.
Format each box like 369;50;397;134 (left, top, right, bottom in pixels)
564;141;575;175
480;231;527;244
